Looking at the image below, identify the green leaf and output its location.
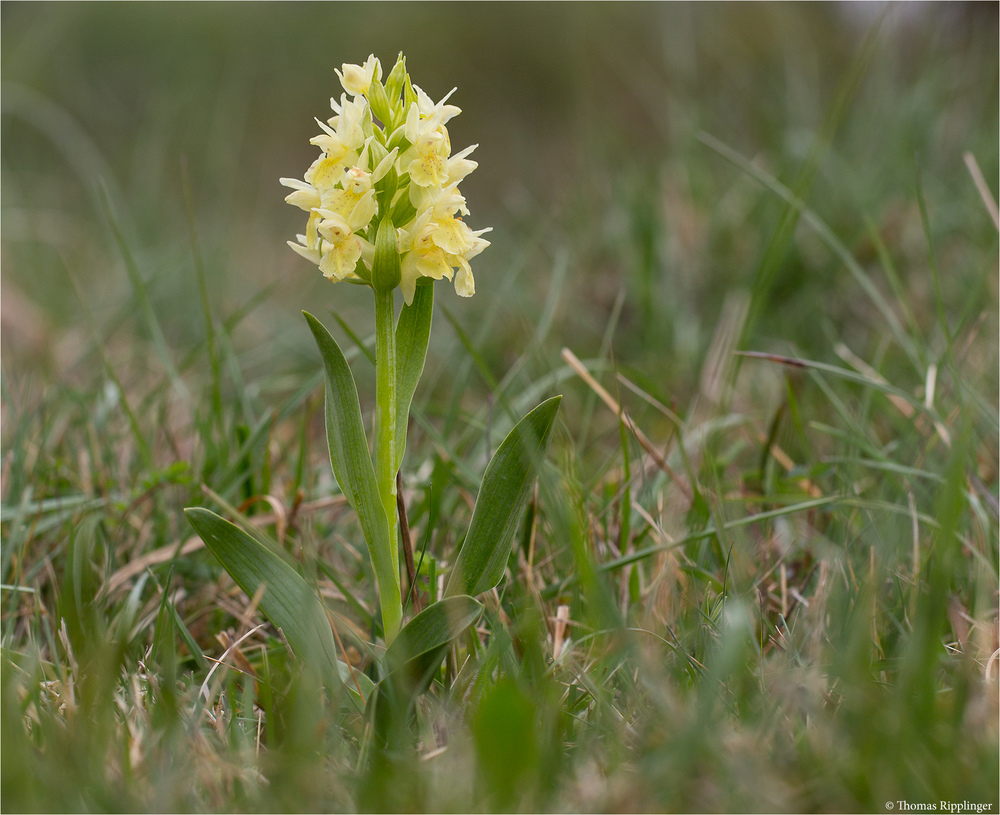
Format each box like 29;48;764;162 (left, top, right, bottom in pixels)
446;396;562;598
185;508;374;710
304;312;401;639
384;594;483;679
370;595;483;747
184;509;344;688
394;282;433;470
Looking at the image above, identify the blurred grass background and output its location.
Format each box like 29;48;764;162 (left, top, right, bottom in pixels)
4;2;996;381
2;2;998;812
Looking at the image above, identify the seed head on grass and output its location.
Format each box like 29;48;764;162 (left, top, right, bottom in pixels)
281;53;491;304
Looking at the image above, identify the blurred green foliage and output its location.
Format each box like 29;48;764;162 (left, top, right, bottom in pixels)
3;3;996;380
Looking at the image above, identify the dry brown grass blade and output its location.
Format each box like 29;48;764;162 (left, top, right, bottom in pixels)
833;342;952;448
561;347;693;501
552;604;571;660
198;623;267;725
964;151;1000;230
237;494;288;547
103;495;347;596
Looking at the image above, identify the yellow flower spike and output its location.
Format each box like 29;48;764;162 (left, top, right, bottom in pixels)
284;53;489;299
276;56;520;657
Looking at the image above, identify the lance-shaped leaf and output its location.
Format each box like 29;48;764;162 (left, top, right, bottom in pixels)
184;507;372;710
304;311;401;638
394;281;433;471
383;594;483;681
370;595;483;746
446;396;561;598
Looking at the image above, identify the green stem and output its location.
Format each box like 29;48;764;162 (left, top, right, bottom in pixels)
375;287;402;642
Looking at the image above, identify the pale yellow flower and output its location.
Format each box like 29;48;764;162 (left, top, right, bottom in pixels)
402;86;468;189
309;95;366;164
321;169;375;222
287;233;321;265
454;260;476;297
443;144;479;185
404;85;461;143
397;207;491;304
280;177;321;212
402;133;477;191
398;221;454;304
406;131;451;188
329;94;369;147
314;210;374;281
336;55;381;97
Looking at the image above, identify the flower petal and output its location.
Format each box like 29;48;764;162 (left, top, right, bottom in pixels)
454;258;475;297
319;236;363;280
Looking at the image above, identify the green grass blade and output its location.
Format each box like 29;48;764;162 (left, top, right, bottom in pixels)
331;312;376;366
738;351;944;424
215;409;274;499
181;160;224;436
440;303;500;393
737;12;882;343
472;679;539;811
99;182;190;402
64;263;154;469
699;133;922;371
303;311;401;641
446;395;562;598
913;156;953;350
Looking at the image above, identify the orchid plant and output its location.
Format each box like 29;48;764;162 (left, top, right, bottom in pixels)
185;54;560;725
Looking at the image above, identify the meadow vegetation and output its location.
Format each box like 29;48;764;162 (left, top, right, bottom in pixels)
2;4;998;812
